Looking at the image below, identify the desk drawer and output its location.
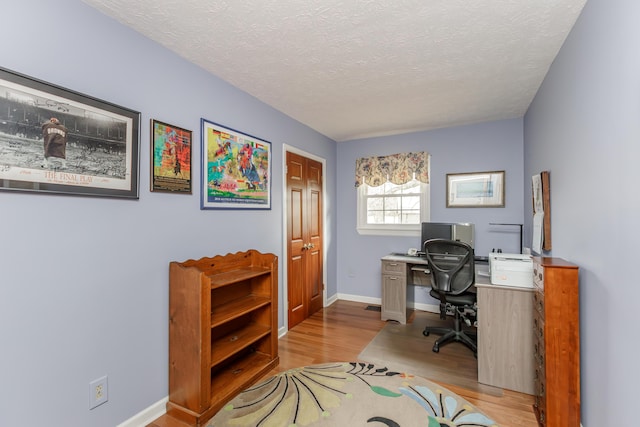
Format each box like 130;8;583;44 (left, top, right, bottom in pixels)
381;260;407;276
411;266;432;286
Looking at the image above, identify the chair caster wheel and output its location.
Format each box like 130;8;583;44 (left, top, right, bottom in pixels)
432;344;439;353
423;330;430;337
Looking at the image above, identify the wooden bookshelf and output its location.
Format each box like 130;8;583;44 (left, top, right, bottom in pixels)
167;250;278;426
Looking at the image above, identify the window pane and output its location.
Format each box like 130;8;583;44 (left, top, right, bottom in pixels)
402;196;420;209
358;179;429;232
402;211;421;224
384;211;401;224
367;197;384;210
385;197;400;210
367;210;384;224
402;180;421;194
386;184;403;195
367;185;384;195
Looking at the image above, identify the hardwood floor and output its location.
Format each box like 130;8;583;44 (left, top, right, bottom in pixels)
148;300;538;426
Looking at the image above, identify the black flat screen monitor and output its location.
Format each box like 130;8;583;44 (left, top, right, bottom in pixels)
421;222;474;251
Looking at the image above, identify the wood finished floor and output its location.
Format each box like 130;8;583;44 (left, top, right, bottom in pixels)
148;300;538;426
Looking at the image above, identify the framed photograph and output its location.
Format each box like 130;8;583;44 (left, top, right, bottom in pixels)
446;170;505;208
150;119;192;193
201;119;271;209
0;67;140;199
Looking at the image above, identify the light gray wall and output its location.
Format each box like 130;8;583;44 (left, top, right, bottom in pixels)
0;1;336;426
336;119;524;303
524;0;639;424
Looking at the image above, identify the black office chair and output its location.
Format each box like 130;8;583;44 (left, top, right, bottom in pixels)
422;238;477;355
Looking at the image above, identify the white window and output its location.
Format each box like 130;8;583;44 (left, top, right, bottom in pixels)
357;178;430;236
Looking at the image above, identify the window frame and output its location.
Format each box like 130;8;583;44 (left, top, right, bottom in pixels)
356;179;430;236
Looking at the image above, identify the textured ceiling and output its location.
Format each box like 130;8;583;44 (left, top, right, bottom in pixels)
81;0;586;142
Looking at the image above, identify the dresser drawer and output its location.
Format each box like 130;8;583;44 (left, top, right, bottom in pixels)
533;310;545;344
533;263;544;289
533;288;544;315
381;260;407;276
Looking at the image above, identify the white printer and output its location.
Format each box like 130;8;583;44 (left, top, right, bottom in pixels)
488;253;534;288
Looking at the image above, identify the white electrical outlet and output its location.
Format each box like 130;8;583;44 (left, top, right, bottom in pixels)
89;375;108;409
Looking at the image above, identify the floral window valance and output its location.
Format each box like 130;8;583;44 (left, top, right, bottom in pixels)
355;151;429;187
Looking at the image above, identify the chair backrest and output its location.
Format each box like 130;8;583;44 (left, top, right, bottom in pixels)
423;238;475;295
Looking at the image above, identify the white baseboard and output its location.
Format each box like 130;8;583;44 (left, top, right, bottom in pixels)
278;325;287;338
335;292;380;305
335;293;439;314
116;396;167;427
326;293;339;306
414;302;439;314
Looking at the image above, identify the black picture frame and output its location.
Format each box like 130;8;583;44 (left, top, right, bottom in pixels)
150;119;192;194
0;67;140;199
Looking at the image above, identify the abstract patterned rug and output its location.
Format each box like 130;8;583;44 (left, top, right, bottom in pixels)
207;362;498;426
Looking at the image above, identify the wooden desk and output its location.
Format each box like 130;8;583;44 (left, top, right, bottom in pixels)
380;254;534;395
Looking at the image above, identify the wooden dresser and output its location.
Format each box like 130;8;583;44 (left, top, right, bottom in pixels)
532;257;580;427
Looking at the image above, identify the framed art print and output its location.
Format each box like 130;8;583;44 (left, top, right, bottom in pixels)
446;170;505;208
150;119;192;193
200;119;271;209
0;67;140;199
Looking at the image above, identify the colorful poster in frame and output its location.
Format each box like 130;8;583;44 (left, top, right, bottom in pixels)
150;119;192;193
200;119;271;209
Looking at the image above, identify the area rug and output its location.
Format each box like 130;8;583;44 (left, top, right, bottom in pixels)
358;310;502;396
207;362;498;426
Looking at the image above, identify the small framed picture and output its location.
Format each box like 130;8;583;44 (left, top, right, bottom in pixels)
200;119;271;210
446;170;505;208
150;119;192;193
